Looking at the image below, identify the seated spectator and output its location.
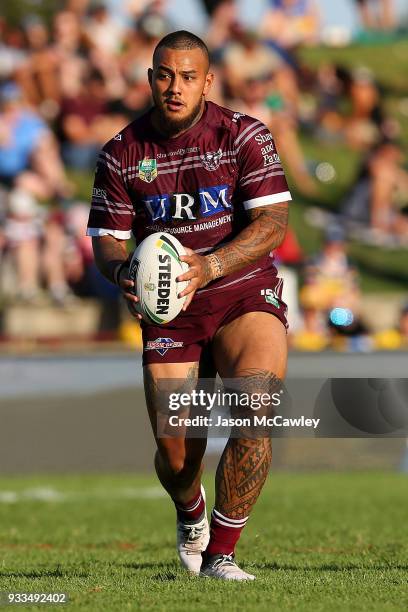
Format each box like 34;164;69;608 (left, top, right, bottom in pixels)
51;10;88;101
228;63;317;195
354;0;395;32
83;2;124;58
302;225;361;315
58;69;109;169
0;18;26;81
120;8;169;85
3;187;44;303
0;81;73;303
298;225;368;348
260;0;320;49
315;64;396;150
16;15;60;117
205;0;238;50
221;26;283;100
0;82;71;199
340;139;408;245
291;306;329;351
344;67;391;150
374;302;408;350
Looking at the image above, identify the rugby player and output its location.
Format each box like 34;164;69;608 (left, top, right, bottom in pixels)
87;30;290;581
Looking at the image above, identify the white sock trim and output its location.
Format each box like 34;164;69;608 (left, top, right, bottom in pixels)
212;508;248;527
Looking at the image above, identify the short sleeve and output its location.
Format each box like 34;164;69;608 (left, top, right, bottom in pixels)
235;120;291;210
86;146;134;239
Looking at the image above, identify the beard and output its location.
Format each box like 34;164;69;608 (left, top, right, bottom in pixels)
153;95;204;137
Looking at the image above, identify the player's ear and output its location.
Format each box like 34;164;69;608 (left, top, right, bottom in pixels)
203;71;214;97
148;68;153;87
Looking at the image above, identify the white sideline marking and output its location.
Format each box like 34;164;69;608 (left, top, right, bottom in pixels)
0;486;165;504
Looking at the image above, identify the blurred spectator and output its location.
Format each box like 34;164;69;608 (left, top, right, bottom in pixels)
297;225;368;349
121;8;169;84
66;0;92;18
316;64;397;150
345;67;390;150
51;10;88;102
0;81;72;302
83;2;124;57
206;0;237;50
221;26;282;100
354;0;395;32
340;139;408;245
16;15;60;118
291;306;329;351
228;65;317;195
260;0;320;49
400;304;408;344
58;69;109;170
0;82;71;199
374;302;408;350
0;18;26;81
302;225;361;315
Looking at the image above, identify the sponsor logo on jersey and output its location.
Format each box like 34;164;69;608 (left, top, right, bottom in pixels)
114;133;122;141
157;146;199;159
138;158;158;183
261;288;280;308
200;149;223;171
255;132;273;146
145;337;184;356
142;184;232;222
92;187;107;198
254;131;281;166
232;112;245;123
263;152;281;166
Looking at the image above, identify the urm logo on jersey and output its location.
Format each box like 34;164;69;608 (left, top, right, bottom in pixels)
142;184;232;223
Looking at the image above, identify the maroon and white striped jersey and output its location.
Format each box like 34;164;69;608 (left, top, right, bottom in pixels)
87;101;292;292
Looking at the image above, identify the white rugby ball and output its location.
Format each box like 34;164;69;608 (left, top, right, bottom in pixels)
128;232;189;324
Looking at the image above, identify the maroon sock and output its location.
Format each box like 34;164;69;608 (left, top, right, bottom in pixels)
205;508;249;557
175;488;205;525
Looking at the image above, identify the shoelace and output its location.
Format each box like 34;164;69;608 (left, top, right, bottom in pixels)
179;523;206;551
213;554;236;569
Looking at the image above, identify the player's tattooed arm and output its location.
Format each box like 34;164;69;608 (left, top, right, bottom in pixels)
178;202;288;308
92;235;140;316
207;201;289;280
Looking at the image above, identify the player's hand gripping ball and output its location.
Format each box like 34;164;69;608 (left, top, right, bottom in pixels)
127;233;189;324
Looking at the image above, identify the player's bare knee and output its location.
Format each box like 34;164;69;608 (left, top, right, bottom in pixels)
156;447;201;482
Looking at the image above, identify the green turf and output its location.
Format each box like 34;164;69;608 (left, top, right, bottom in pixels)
0;472;407;611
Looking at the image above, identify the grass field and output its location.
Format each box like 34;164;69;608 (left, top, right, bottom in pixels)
0;471;407;611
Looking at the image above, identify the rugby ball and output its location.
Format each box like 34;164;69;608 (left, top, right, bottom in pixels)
128;233;189;324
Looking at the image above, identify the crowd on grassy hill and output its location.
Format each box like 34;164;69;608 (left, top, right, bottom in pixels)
0;0;407;349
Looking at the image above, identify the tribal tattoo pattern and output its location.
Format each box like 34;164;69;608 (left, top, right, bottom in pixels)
206;202;288;280
215;369;281;519
215;437;272;520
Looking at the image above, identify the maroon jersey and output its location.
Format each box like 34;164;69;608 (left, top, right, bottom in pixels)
87;101;292;293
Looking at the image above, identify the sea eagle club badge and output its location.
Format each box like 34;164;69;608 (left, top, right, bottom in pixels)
138;158;158;183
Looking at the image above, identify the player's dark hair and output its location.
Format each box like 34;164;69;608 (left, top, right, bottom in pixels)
153;30;210;69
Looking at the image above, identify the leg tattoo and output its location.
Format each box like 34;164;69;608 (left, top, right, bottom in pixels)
215;369;281;519
215;437;272;519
